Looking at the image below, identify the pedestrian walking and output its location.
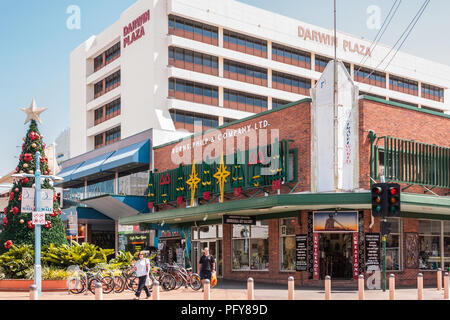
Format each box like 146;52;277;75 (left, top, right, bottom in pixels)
129;251;151;300
198;247;215;292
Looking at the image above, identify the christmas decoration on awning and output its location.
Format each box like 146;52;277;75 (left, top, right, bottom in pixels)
249;148;265;187
213;153;230;203
200;160;212;201
175;164;185;206
186;160;201;207
159;172;170;204
231;151;245;197
146;170;156;209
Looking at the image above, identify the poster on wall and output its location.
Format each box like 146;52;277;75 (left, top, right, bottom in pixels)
295;235;308;271
313;211;358;233
313;233;319;280
126;234;149;253
352;232;359;279
405;233;419;269
365;233;380;271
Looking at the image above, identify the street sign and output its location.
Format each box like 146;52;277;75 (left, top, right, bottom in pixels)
222;215;256;225
67;212;78;236
21;187;54;213
32;212;46;225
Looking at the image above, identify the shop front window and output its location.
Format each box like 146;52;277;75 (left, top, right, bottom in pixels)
444;221;450;269
232;221;269;271
386;217;401;271
280;218;297;271
419;220;442;270
118;171;149;196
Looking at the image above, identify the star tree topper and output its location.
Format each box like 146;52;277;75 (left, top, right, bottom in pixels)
20;99;47;124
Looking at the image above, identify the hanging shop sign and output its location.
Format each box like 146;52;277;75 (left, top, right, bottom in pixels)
312;233;319;280
123;10;150;48
160;230;180;238
352;232;359;280
365;233;380;271
223;215;256;225
313;211;358;233
21;187;54;213
126;233;149;253
67;212;78;236
295;234;308;271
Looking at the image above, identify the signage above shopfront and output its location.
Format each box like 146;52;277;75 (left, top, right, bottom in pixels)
123;10;150;48
223;215;256;225
313;211;358;233
298;25;372;57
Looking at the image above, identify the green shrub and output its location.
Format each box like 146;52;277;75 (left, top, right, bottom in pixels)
41;242;114;268
0;245;34;279
108;250;135;269
24;266;72;280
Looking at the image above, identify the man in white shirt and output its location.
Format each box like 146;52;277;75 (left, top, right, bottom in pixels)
130;251;151;300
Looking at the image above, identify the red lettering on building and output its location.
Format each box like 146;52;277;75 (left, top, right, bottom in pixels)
123;10;150;48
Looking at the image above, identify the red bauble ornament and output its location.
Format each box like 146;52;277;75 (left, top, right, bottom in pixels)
44;171;48;175
2;217;7;226
40;157;45;164
19;154;23;161
14;188;19;193
4;240;13;249
24;153;33;162
12;207;19;215
27;221;35;229
44;221;52;229
22;177;29;184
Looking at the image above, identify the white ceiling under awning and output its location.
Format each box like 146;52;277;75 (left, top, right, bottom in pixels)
82;195;140;221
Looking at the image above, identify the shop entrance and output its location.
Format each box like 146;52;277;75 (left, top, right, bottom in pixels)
319;233;353;279
192;240;223;277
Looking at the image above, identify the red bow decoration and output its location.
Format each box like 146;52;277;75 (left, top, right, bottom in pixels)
4;240;13;249
233;187;242;197
2;217;7;226
272;180;281;191
27;221;35;230
148;202;154;210
9;192;14;200
24;153;33;162
44;221;52;229
12;207;19;215
203;191;211;201
22;177;29;184
177;196;184;206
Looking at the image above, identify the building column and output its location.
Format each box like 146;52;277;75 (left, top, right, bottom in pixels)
219;86;224;107
218;117;224;126
268;69;272;88
219;27;224;48
84;178;87;199
311;52;316;71
268;96;273;110
219;56;224;78
350;63;355;79
267;41;272;60
386;73;390;90
115;220;119;256
114;171;119;194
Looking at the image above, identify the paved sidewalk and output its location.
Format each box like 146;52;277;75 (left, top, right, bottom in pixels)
0;284;448;300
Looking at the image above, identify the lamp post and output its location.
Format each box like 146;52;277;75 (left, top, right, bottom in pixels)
12;151;63;297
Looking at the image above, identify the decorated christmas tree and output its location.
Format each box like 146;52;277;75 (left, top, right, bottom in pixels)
0;100;68;253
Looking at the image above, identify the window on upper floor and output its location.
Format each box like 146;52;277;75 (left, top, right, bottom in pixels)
223;30;267;58
168;15;218;46
421;83;444;102
272;43;311;70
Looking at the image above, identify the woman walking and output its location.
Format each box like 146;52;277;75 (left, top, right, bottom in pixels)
129;251;151;300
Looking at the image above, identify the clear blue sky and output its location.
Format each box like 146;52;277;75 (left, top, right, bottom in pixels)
0;0;448;177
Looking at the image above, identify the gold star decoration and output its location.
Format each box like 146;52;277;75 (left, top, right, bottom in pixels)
20;99;47;125
213;153;230;203
186;160;201;207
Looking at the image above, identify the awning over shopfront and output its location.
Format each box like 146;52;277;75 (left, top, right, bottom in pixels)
70;151;115;180
101;140;150;172
61;207;112;221
118;192;450;226
57;162;85;183
81;194;149;221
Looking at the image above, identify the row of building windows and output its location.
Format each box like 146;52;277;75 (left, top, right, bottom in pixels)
94;98;121;126
169;47;218;76
94;126;121;149
272;43;311;69
272;71;311;95
168;15;218;46
167;16;445;104
272;98;292;110
94;70;121;99
224;88;268;113
94;42;121;72
169;78;219;106
169;109;219;130
223;30;267;58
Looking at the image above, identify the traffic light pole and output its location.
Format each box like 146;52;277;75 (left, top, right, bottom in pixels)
382;229;386;292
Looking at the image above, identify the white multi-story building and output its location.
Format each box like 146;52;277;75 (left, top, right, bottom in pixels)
54;128;71;166
70;0;450;157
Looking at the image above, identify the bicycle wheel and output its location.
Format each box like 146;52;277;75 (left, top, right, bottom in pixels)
68;277;86;294
174;273;184;290
114;276;126;293
101;276;115;294
160;274;176;291
189;273;202;291
128;276;139;292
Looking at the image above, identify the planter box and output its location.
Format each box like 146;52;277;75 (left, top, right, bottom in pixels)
0;279;67;292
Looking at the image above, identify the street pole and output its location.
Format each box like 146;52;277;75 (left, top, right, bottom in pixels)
34;151;42;296
382;233;386;292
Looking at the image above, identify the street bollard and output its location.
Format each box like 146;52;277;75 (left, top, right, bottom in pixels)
437;268;442;291
288;277;294;300
247;278;254;300
417;273;423;300
29;284;38;300
95;281;103;300
389;274;395;300
444;272;449;300
152;280;160;300
203;279;211;300
358;275;364;300
325;276;331;300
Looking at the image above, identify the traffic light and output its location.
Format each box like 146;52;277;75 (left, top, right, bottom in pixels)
387;183;401;217
371;183;385;217
380;220;392;235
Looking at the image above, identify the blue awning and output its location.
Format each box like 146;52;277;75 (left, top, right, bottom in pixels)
57;162;85;183
101;140;150;172
71;151;115;180
61;207;113;221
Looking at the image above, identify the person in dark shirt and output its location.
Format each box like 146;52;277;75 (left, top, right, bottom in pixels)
198;247;215;292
